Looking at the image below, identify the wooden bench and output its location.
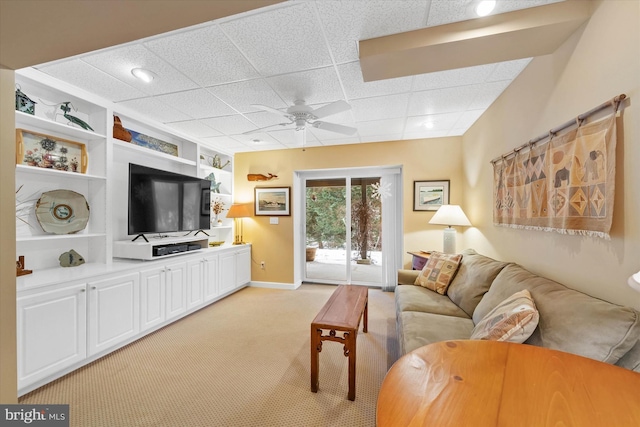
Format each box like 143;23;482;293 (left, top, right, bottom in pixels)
310;284;368;401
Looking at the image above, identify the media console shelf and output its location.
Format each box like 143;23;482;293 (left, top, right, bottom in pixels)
113;235;209;260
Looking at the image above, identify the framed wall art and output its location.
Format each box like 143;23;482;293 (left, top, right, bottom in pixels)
413;180;450;211
255;187;290;216
16;129;87;173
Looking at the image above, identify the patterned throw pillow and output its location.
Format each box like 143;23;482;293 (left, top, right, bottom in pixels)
470;289;539;343
414;251;462;294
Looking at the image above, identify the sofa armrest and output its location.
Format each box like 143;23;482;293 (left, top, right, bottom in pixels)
398;269;420;286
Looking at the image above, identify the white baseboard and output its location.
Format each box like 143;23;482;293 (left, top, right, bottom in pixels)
249;281;302;290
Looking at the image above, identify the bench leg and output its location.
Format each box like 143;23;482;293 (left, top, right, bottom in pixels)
347;332;356;401
363;298;368;333
311;325;320;393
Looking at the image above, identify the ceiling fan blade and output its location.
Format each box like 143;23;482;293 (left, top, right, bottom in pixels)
242;122;291;135
312;121;357;135
251;104;291;119
312;100;351;119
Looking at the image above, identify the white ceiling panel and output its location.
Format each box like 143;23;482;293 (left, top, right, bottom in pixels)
315;0;430;64
208;80;287;114
31;0;565;153
116;97;192;123
36;59;146;102
154;89;237;120
80;44;198;96
220;2;332;76
144;24;260;87
267;67;345;106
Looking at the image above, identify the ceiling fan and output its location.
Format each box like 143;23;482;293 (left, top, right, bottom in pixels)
244;99;357;143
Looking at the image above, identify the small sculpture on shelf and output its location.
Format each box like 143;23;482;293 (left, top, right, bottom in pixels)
113;115;132;142
15;85;36;115
205;173;222;193
59;249;85;267
16;256;33;276
211;197;225;226
60;102;94;131
200;154;230;170
247;173;278;181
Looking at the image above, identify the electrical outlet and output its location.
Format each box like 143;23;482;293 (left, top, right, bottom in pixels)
260;261;265;269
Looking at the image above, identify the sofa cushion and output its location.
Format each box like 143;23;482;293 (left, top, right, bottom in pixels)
447;248;511;317
414;251;462;294
615;339;640;372
474;264;640;364
398;311;475;354
395;284;470;318
470;289;539;343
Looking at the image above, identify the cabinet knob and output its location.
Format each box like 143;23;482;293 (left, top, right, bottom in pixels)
92;286;97;290
80;289;86;292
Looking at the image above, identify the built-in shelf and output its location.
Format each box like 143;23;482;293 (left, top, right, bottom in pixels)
17;233;107;243
16;111;107;140
15;164;106;181
111;138;197;166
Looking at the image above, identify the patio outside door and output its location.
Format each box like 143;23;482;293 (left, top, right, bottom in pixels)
304;177;383;286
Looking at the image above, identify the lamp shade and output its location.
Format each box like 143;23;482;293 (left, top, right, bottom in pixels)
429;205;471;227
629;271;640;293
226;203;251;218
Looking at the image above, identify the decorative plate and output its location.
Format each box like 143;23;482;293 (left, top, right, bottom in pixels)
35;190;90;234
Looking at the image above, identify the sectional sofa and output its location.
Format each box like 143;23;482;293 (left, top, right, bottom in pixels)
395;249;640;372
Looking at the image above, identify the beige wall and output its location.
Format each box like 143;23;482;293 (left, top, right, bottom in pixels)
1;68;17;403
462;0;640;310
235;137;463;284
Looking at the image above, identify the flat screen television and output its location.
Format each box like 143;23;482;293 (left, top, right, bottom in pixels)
128;163;210;236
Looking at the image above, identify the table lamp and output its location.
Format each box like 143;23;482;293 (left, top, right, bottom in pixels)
628;270;640;293
428;205;471;254
226;203;251;245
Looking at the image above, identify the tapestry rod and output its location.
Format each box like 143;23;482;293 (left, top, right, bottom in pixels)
490;94;627;164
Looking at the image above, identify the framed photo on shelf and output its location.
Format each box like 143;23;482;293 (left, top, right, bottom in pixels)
254;187;290;216
413;180;450;211
16;129;87;173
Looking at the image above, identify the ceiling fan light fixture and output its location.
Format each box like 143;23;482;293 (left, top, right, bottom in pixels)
476;0;496;17
131;68;156;83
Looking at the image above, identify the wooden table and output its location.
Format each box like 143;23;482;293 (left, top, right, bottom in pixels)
311;284;368;401
377;340;640;426
407;251;431;270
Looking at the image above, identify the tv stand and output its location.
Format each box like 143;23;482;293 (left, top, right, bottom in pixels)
132;233;149;243
194;229;210;237
114;235;210;260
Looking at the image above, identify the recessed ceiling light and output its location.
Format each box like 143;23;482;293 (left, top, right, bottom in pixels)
423;121;435;129
476;0;496;17
131;68;156;83
251;139;264;144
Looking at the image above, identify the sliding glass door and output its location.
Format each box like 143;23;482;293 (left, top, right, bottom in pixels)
303;176;383;286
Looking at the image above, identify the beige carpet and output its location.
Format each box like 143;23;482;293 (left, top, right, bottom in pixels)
20;284;398;427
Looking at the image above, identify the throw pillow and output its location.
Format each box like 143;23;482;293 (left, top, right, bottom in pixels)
414;251;462;295
470;289;539;343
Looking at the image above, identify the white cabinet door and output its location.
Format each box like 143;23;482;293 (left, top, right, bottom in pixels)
17;283;87;390
236;247;252;287
219;250;237;295
140;266;166;332
88;272;140;356
203;253;219;302
165;261;187;320
186;258;204;310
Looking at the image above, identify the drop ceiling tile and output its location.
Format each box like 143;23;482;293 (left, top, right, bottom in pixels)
269;128;318;147
201;135;249;151
316;1;430;64
403;129;451;139
144;24;260;87
412;63;497;91
207;79;286;114
80;44;198;96
220;2;332;76
356;118;406;137
243;111;292;131
165;120;221;138
153;89;236;119
350;94;410;122
467;80;511;110
487;58;532;81
338;61;412;100
233;132;282;147
319;136;362;146
360;134;404;144
37;59;146;102
427;0;565;27
405;112;462;135
201;114;257;134
455;109;485;129
116;97;191;123
407;86;478;116
267;67;345;106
